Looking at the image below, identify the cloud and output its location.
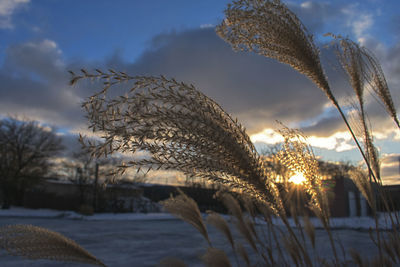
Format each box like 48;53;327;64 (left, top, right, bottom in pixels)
288;1;375;41
251;127;355;152
0;0;29;29
381;153;400;165
308;132;354;152
0;0;398;185
391;15;400;40
289;1;343;34
356;14;373;35
351;14;373;40
339;4;375;43
250;128;284;145
301;115;347;137
125;28;332;134
2;26;397;148
200;23;214;29
4;39;65;81
122;25;396;140
0;39;85;129
381;153;400;184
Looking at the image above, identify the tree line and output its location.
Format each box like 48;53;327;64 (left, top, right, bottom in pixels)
0;116;140;210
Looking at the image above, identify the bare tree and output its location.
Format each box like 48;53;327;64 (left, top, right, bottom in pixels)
0;117;64;208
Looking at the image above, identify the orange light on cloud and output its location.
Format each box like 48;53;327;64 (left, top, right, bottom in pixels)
250;128;284;144
250;128;356;152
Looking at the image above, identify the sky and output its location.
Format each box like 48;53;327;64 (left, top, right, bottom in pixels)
1;0;400;184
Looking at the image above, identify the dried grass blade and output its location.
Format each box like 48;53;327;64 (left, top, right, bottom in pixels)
282;234;301;267
162;190;210;245
201;247;232;267
220;193;258;252
206;211;235;249
236;243;251;267
303;216;315;249
220;193;244;223
383;239;397;263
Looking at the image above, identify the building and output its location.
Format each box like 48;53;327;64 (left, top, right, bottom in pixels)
326;177;370;217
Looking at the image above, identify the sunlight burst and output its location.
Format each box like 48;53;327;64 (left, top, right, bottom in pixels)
289;172;306;185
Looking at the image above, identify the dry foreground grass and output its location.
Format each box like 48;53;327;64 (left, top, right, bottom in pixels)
1;0;400;266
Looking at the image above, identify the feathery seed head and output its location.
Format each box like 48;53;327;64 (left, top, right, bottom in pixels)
217;0;333;100
328;34;400;128
348;168;375;210
206;211;235;248
73;70;281;210
330;36;366;105
363;49;400;128
277;126;329;220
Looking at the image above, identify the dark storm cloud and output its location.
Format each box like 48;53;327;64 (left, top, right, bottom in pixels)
302;115;347;137
124;28;331;134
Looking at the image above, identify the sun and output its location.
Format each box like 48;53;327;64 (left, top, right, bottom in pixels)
288;172;306;185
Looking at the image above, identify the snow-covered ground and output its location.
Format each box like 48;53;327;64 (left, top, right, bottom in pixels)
267;213;397;230
0;206;396;229
0;207;395;266
0;206;176;221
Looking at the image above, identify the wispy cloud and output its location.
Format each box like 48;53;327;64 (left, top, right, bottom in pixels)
352;14;373;39
0;0;29;29
200;23;214;29
341;4;374;43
